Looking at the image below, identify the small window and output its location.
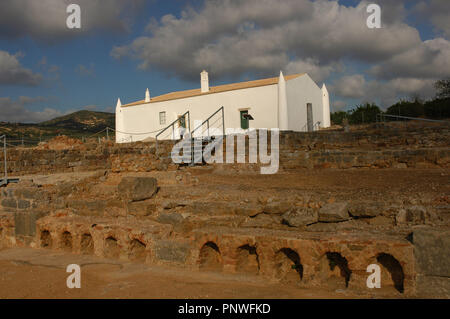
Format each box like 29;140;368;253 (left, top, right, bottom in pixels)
159;111;166;125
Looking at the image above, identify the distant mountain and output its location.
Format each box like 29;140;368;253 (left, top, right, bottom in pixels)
0;110;115;142
40;110;115;131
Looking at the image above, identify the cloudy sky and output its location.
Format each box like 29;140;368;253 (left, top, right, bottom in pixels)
0;0;449;122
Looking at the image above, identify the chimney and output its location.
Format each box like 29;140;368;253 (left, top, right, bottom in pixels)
278;71;288;130
201;70;209;93
145;88;150;102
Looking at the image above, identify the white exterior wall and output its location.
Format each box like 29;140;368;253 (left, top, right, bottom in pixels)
115;72;331;143
117;84;279;143
285;74;325;131
321;84;331;128
277;72;289;130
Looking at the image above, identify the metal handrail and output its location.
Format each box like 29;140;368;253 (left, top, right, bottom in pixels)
190;106;225;138
376;113;450;124
301;123;307;132
313;121;321;131
0;135;7;186
187;106;225;166
156;110;190;152
301;121;321;132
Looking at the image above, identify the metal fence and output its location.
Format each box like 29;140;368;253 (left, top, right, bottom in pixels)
0;127;116;149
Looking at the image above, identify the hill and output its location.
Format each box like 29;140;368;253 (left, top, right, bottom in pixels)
40;110;115;131
0;110;115;143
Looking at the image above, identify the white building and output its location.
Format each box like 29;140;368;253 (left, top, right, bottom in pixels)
115;71;330;143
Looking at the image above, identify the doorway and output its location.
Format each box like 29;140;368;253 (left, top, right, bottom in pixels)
240;110;249;129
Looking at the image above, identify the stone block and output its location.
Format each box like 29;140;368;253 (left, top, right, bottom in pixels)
1;198;17;209
282;208;318;227
118;177;158;201
17;199;31;210
240;214;282;228
396;206;427;225
262;201;292;215
127;200;156;217
14;188;38;200
413;227;450;277
348;201;383;218
157;212;184;225
319;202;350;222
14;210;48;236
155;240;190;263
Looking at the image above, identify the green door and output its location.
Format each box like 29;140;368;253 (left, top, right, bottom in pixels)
240;110;249;129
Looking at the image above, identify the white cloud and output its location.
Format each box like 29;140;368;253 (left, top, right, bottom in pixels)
331;74;366;99
285;59;343;83
331;74;436;108
83;105;97;111
111;0;421;81
0;50;42;86
370;38;450;80
333;100;348;111
414;0;450;38
109;0;450;108
0;0;144;42
0;96;63;123
75;63;95;77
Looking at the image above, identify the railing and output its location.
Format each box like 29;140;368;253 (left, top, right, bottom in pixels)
301;121;321;132
313;121;321;131
187;106;225;166
155;110;190;152
0;135;6;186
376;113;450;124
190;106;225;139
301;123;307;132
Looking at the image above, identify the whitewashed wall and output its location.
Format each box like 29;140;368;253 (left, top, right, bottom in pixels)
285;74;325;131
117;84;279;143
322;84;331;128
115;73;331;143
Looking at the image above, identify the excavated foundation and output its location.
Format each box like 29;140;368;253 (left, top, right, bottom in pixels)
0;212;415;296
0;125;449;298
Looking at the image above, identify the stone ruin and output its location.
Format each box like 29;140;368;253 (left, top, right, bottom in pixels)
0;124;449;298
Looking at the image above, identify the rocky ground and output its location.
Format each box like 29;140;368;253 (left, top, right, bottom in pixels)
0;124;448;299
1;166;448;298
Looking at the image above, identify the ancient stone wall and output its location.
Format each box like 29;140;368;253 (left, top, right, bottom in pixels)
0;140;176;176
0;171;449;297
2;126;449;176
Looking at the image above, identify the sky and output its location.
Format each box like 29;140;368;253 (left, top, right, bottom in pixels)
0;0;449;123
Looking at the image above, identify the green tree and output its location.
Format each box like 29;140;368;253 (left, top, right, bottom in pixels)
330;111;347;125
348;103;382;124
435;79;450;99
386;99;424;118
424;98;450;119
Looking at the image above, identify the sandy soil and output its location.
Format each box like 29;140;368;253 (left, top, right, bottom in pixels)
0;247;385;299
194;167;450;195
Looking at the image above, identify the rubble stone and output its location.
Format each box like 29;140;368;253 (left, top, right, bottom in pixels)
282;208;318;227
118;177;158;202
319;202;350;222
